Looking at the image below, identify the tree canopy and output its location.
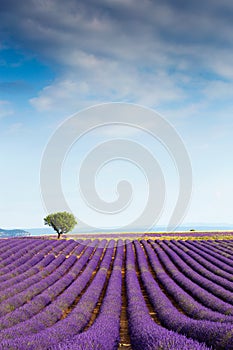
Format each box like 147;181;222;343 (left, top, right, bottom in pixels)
44;212;77;239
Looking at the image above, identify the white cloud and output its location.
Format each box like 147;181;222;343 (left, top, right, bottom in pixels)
30;73;184;113
30;79;90;112
1;0;233;118
2;1;233;76
203;80;233;101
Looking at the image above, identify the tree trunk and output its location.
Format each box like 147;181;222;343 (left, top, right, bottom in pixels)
57;232;62;239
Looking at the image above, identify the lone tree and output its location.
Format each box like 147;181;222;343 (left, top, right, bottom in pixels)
44;212;77;239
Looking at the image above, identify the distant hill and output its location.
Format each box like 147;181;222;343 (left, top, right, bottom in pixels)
26;228;55;236
0;228;30;237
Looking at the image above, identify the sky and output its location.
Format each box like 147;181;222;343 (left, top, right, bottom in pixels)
0;0;233;230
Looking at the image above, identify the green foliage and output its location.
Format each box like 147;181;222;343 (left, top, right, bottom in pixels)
44;212;77;239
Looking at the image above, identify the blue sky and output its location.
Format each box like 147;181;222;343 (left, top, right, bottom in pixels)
1;0;233;229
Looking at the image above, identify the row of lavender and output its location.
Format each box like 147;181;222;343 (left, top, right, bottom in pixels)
0;238;118;349
71;231;233;239
0;238;233;348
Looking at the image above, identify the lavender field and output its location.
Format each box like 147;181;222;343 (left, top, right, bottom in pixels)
0;237;233;349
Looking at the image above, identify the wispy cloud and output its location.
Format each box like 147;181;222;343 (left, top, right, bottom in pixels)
6;122;23;134
0;100;13;119
1;0;233;114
